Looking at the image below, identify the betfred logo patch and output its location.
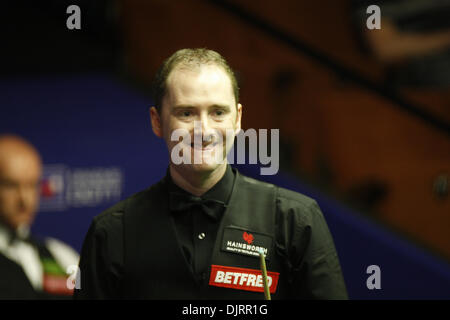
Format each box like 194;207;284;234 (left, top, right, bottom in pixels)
209;265;280;294
221;226;273;260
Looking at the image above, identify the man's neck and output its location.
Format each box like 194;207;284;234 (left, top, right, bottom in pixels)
169;162;227;196
0;220;30;243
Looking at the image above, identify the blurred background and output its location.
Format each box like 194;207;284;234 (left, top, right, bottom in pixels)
1;0;449;299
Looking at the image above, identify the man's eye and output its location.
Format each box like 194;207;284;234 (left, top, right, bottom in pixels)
213;110;225;116
179;110;192;117
0;181;16;189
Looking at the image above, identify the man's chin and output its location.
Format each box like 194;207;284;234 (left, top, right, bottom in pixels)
3;215;33;232
186;161;222;172
172;160;226;174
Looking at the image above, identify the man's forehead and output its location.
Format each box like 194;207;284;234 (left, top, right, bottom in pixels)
165;65;235;106
0;144;42;180
0;153;41;171
167;65;232;89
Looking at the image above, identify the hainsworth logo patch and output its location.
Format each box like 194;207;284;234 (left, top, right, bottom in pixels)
221;227;273;260
209;265;280;293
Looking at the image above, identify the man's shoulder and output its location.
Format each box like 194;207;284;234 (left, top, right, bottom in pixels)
238;171;317;208
44;237;80;268
92;182;161;227
276;185;317;209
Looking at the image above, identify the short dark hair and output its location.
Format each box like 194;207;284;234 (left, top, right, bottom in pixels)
152;48;239;113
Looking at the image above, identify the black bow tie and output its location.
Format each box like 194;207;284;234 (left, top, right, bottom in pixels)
169;192;227;220
7;231;33;246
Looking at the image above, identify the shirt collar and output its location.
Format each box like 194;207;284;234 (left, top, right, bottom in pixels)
0;222;9;250
0;221;31;248
165;164;235;206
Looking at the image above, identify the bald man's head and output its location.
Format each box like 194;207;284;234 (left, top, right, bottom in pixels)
0;135;42;231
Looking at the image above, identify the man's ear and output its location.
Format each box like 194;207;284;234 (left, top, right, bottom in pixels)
235;103;243;134
150;106;163;137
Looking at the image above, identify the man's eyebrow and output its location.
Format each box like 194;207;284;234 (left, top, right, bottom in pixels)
210;104;231;110
0;178;17;185
172;105;197;109
172;104;231;110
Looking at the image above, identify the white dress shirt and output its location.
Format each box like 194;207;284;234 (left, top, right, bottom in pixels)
0;223;79;291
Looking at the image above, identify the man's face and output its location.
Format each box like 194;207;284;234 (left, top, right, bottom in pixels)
151;64;242;173
0;151;42;230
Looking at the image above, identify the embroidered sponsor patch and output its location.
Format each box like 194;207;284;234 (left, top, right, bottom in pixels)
221;226;273;259
43;274;73;296
41;258;73;296
209;265;279;293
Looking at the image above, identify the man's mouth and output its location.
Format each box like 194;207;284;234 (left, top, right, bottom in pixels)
190;142;217;151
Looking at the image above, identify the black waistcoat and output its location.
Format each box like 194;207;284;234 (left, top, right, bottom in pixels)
0;240;72;299
122;171;292;299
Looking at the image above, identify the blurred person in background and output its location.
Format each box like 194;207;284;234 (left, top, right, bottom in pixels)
0;135;79;299
353;0;450;88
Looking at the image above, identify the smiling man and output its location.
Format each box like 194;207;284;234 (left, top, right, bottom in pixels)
75;48;348;299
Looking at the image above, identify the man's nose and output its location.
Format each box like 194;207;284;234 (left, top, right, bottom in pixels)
200;116;219;143
193;115;213;139
17;185;34;209
199;113;211;132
